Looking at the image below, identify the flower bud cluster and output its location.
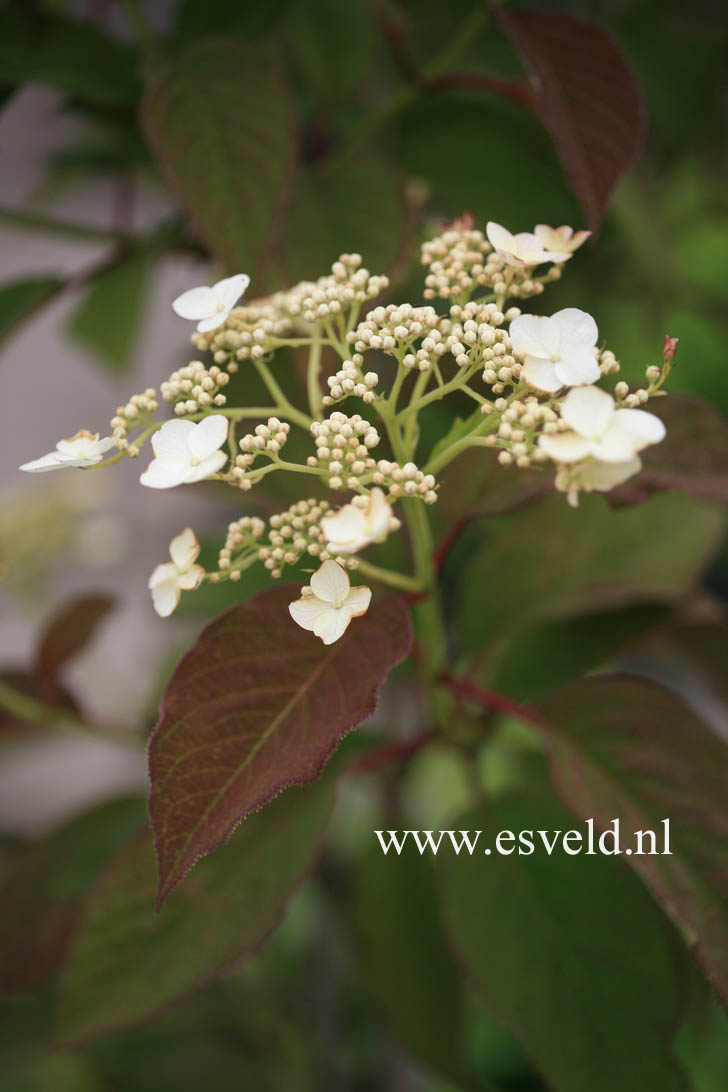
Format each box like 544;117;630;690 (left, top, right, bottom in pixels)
191;297;292;368
308;412;380;491
283;254;388;325
324;357;379;406
212;515;266;581
421;218;560;302
239;417;290;456
110;389;158;453
613;380;651;408
349;304;441;365
371;459;438;504
598;349;621;376
482;396;557;469
442;300;515;373
257;498;357;580
160;361;230;415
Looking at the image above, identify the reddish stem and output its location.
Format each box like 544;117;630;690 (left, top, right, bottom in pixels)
347;729;436;774
439;673;543;728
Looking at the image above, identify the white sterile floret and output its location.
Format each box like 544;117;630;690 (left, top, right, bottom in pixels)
486;221;571;267
509;308;600;392
534;224;591;255
139;416;228;489
539;385;666;502
320;488;393;554
288;560;371;645
19;429;115;472
172;274;250;332
149;527;205;617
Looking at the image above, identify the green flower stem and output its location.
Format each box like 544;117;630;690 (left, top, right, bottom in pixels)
395;362;480;423
0;679;137;746
253;362;313;429
404;370;431;453
354;558;423;594
307;339;324;419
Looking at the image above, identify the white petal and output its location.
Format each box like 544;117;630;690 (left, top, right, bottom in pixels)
554;350;601;387
149;562;178;589
96;435;116;454
521;358;562;393
184;449;227;483
344;585;372;617
289;595;333;632
213;273;249;311
176;564;204;591
610;408;666;451
151;578;181;618
19;451;66;472
579;456;642;492
151;419;196;460
188;415;228;461
538;432;594;463
510;314;560;360
589;430;641;463
486;221;515;253
196;311;230;333
560;385;615;439
535;224;569;250
139;455;192;489
551;307;598;349
172;286;217;321
310;560;351;604
313;605;352;645
169;527;200;569
364;488;392;539
321;506;367;553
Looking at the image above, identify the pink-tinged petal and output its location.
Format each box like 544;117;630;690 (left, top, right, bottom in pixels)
184;449;227;483
288;595;332;631
176;564;205;591
510;314;560;360
538;432;593;463
312;605;352;645
151;419;196;460
521;358;562;393
149;562;178;589
188;415;228;461
310;560;350;604
140;455;191;489
486;221;515;252
19;451;65;472
196;311;230;333
169;527;200;569
560;385;614;439
551;307;598;349
172;286;217;321
344;585;372;617
151;578;180;618
580;456;642;492
555;350;601;387
610;408;666;451
213;273;250;311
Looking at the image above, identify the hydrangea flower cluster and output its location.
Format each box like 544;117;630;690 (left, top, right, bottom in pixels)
20;217;672;643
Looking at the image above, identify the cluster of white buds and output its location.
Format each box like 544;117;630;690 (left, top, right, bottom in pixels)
439;300;514;373
349;303;440;361
283;254;388;325
482;396;559;469
598;349;621;376
614;380;651;408
421;216;496;300
191;297;293;367
372;459;438;504
160;361;230;415
212;515;266;581
308;412;380;491
110;388;158;453
257;498;357;580
324;357;379;406
238;417;290;455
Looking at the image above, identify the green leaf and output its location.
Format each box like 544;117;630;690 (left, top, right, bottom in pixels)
440;792;690;1092
35;595;115;685
286;0;376;102
141;39;296;280
538;675;728;1006
352;846;466;1084
457;492;725;652
279;157;408;283
0;277;62;348
149;585;411;906
66;252;151;373
57;779;334;1044
0;10;139;108
0;797;145;992
176;0;290;40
